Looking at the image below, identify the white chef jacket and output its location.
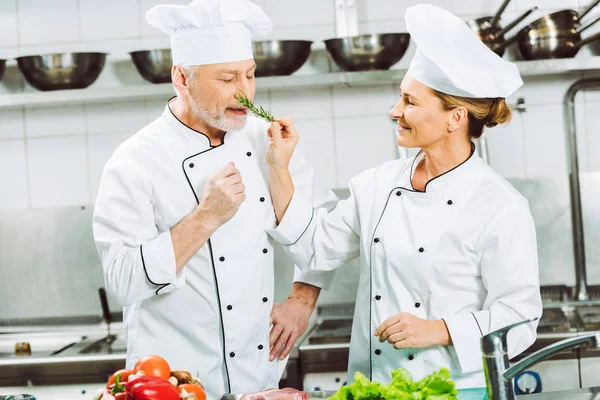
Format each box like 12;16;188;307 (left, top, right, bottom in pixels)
92;100;337;400
267;147;542;389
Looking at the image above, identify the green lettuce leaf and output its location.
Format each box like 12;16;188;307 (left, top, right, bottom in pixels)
328;367;458;400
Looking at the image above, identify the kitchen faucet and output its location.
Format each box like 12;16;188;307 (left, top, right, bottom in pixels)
482;319;600;400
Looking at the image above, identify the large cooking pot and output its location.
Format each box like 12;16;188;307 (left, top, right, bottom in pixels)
465;0;538;57
494;0;600;59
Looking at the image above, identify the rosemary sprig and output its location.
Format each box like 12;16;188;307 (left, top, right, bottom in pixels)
235;93;275;122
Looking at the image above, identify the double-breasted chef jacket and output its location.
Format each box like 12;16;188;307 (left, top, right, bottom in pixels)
267;147;543;389
92;99;337;400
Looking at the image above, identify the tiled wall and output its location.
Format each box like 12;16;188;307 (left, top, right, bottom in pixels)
1;0;600;302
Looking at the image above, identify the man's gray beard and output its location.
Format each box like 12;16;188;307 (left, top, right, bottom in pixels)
191;99;248;132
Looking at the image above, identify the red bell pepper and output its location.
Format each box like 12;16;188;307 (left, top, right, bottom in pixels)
125;375;180;400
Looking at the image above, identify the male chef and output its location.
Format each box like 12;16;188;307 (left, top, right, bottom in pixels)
92;0;337;398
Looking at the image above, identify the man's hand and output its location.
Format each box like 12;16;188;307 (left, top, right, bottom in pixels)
198;162;245;228
269;283;320;361
374;312;451;349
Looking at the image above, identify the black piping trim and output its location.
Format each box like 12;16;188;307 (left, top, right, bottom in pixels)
181;147;232;394
471;312;484;337
166;96;226;147
139;245;171;295
284;207;315;246
409;142;476;193
367;186;400;381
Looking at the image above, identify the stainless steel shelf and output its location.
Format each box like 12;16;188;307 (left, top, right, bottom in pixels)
2;56;600;109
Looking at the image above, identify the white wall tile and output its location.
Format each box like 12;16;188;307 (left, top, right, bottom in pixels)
363;18;407;34
266;0;334;27
333;84;396;118
515;0;578;14
484;111;526;178
269;25;336;42
522;105;569;177
79;0;140;42
140;0;189;37
453;0;516;18
27;136;90;207
145;97;169;123
584;101;600;172
0;1;18;48
18;0;79;46
364;0;417;22
294;119;337;188
335;116;397;186
0;66;24;95
0;108;24;140
88;132;132;200
508;73;583;106
25;105;85;138
0;140;29;209
85;100;147;135
270;88;333;120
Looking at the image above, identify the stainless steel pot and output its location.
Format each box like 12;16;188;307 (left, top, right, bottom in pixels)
252;40;313;77
130;49;172;84
466;0;538;56
494;0;600;59
324;33;410;72
0;60;5;82
16;52;106;91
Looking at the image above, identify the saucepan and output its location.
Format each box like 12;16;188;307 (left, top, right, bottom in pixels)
465;0;538;57
493;0;600;59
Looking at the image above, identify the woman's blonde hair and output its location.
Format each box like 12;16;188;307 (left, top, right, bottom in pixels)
431;89;511;139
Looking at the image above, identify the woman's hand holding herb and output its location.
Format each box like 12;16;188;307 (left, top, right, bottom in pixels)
267;116;298;171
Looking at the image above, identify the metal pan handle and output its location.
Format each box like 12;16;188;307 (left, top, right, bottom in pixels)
574;30;600;49
579;0;600;21
577;14;600;33
496;7;538;37
490;0;512;27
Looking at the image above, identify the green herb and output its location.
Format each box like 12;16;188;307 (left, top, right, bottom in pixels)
235;93;275;122
329;368;458;400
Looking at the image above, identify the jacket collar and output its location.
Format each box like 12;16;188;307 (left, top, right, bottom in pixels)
401;143;483;195
161;97;214;149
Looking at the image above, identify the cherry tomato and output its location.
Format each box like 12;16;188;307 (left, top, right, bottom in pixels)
107;369;134;388
133;355;171;379
179;383;207;400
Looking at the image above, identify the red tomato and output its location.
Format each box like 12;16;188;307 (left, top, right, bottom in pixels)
179;384;207;400
106;369;134;388
133;355;171;379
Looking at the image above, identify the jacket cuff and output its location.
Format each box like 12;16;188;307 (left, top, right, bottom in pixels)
140;230;185;293
443;311;488;373
266;190;314;246
293;268;336;290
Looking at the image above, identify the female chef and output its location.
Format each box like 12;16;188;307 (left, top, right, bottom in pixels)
264;3;542;389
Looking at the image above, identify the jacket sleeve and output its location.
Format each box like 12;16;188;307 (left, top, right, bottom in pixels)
443;205;543;374
267;167;367;276
93;153;185;307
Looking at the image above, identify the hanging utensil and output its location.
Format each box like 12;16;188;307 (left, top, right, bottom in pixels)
490;0;512;27
494;0;600;59
466;5;538;57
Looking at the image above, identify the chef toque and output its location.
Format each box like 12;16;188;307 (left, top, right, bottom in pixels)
405;3;523;98
146;0;273;66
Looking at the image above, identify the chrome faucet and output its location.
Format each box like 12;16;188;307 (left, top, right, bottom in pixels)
482;319;600;400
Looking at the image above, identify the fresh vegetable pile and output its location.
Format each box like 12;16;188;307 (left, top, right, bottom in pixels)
329;368;458;400
97;354;206;400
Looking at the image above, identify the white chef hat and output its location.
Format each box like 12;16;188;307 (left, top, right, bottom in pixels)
405;3;523;98
146;0;273;66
